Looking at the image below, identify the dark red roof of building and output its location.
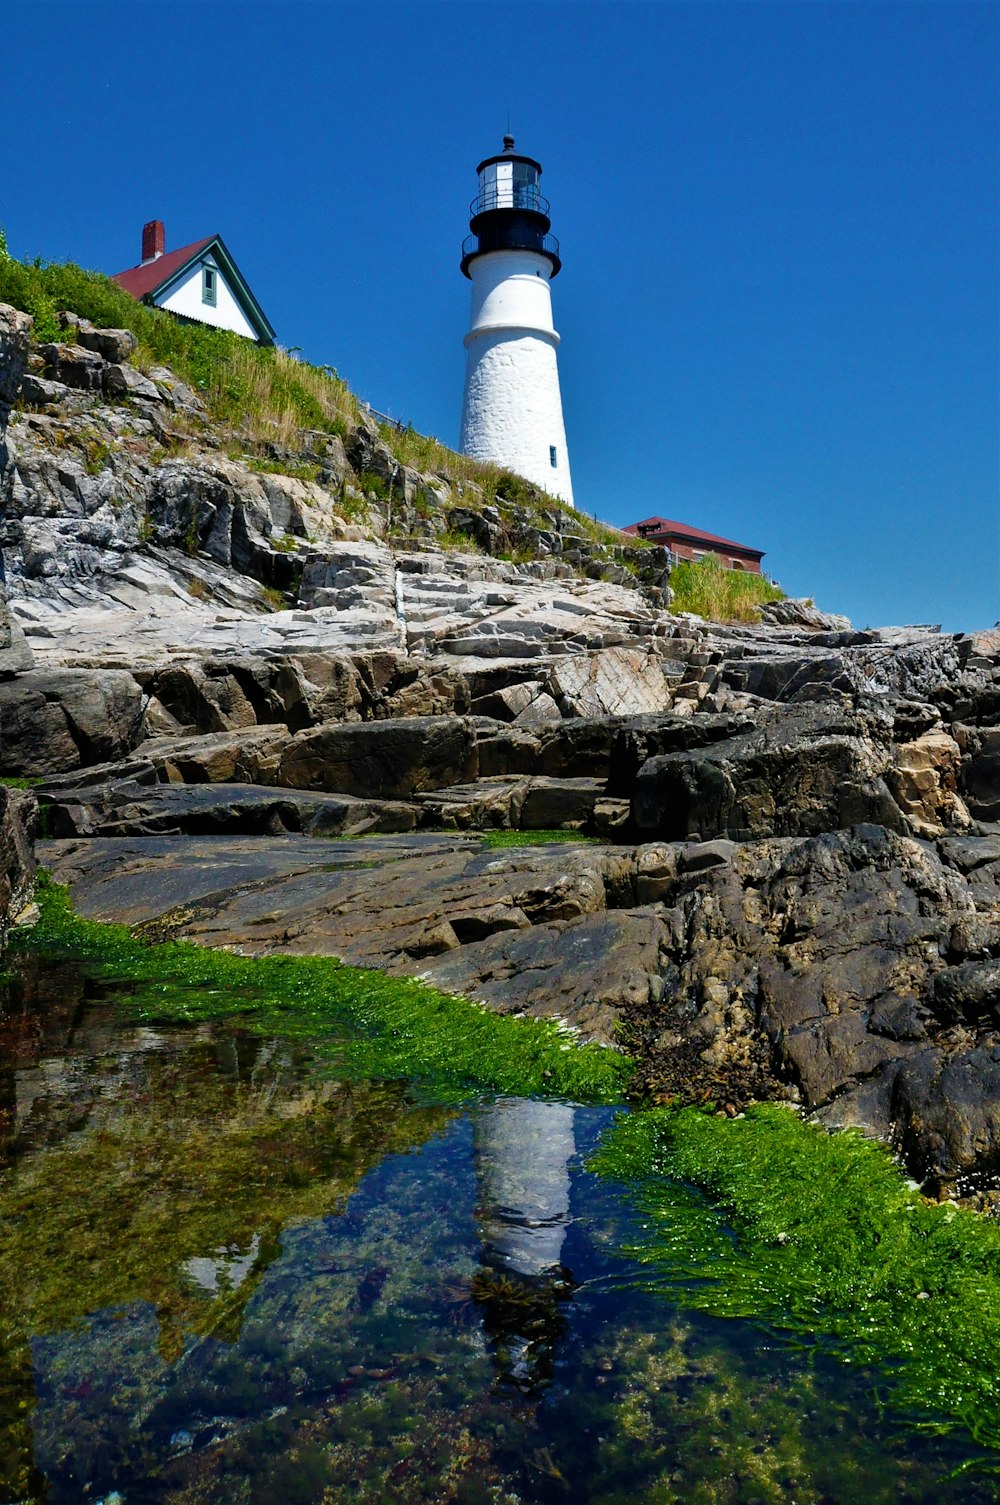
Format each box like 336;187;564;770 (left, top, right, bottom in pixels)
112;236;214;299
624;516;764;557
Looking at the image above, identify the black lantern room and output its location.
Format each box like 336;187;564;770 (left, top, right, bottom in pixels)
461;136;562;278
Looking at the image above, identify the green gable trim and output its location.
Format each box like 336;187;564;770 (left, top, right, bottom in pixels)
148;234;276;346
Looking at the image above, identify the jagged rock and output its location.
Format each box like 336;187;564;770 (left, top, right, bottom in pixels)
0;680;78;773
16;373;67;408
0;589;33;676
471;679;561;724
0;668;144;774
886;727;971;837
39;833;660;1042
152;725;290;784
634;842;678;902
41;780;418;840
38;341;105;392
146;367;206;414
962;728;1000;822
77;327;138;364
144;663;259;734
625;824;992;1175
0;306;37;684
547;646;671;718
102;363;162;402
0;303;32;430
606;712;755;796
0;308;35;678
344;425;398;485
760;598;853;631
0;785;36;943
890;1049;1000;1195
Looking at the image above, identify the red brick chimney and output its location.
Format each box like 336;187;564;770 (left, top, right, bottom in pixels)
141;220;165;263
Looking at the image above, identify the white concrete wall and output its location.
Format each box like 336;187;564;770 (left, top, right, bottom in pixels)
466;249;558;339
460;249;574;504
157;262;258;340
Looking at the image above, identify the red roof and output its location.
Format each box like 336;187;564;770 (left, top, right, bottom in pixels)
624;516;764;557
112;236;214;299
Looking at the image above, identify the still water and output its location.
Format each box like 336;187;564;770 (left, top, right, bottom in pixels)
1;955;997;1504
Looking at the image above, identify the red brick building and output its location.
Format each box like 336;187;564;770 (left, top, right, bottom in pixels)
623;516;764;574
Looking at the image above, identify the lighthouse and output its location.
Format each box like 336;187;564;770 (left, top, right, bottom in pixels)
459;137;574;506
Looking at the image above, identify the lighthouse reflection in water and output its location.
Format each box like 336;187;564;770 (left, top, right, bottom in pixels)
472;1098;577;1390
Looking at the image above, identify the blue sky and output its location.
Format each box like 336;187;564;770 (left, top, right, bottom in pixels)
3;1;997;631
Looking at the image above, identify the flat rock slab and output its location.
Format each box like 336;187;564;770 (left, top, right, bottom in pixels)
42;781;420;839
39;834;661;1043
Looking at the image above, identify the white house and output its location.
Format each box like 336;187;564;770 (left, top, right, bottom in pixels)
113;221;275;344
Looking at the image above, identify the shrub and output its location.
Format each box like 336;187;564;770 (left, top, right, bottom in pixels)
669;553;784;623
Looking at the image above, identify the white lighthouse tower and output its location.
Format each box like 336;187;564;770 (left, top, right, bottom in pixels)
459;137;574;505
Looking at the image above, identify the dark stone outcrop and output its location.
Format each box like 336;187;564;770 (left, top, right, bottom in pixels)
0;669;145;774
0;785;36;946
76;326;138;364
0;303;32;435
631;703;905;841
40;833;661;1043
42;780;418;840
278;715;480;798
38;341;106;392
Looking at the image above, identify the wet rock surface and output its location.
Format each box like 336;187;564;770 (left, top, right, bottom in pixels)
41;833;666;1043
0;786;36;945
40;801;1000;1196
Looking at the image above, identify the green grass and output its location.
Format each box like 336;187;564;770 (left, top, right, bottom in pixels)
248;456;322;482
668;553;784;623
437;525;483;553
592;1102;1000;1458
479;829;602;848
18;875;631;1105
0;253;358;445
0;776;42;789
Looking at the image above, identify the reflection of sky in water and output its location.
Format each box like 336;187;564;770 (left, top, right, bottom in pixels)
184;1234;262;1295
7;1000;1000;1505
23;1101;621;1497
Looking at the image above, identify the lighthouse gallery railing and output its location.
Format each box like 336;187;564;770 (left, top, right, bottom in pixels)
469;186;551;218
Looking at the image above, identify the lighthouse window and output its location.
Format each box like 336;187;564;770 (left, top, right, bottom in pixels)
513;161;539;210
549;445;558;468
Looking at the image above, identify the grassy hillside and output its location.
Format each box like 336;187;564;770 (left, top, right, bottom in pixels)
0;247;361;443
0;249;626;535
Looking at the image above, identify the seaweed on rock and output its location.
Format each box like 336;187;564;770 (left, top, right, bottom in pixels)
591;1102;1000;1460
18;875;632;1104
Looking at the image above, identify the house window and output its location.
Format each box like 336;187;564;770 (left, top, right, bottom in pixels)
549;445;558;468
202;266;217;306
693;550;706;562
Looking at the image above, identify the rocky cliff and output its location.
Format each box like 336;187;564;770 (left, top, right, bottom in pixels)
2;299;1000;1200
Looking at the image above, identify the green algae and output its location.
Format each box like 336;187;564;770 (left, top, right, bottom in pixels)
543;1311;991;1505
478;829;602;848
16;876;631;1104
591;1102;1000;1462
